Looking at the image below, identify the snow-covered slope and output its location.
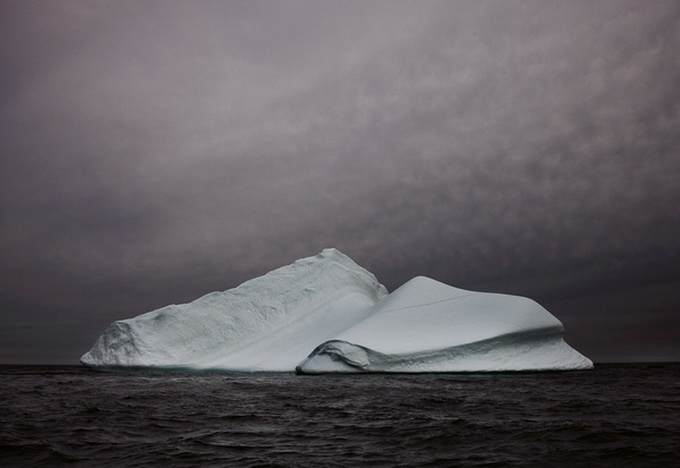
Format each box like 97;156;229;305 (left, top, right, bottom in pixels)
81;249;593;373
80;249;387;370
296;276;593;373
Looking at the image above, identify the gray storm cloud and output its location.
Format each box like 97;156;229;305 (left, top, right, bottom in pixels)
1;0;679;363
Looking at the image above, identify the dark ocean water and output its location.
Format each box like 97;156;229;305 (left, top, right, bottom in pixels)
1;363;678;467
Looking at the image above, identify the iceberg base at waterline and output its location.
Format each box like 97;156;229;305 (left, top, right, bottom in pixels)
81;249;593;373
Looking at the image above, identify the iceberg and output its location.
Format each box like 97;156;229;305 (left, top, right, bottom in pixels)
81;249;593;373
80;249;388;371
296;276;593;373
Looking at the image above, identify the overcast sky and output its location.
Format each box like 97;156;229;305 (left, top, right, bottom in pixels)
1;0;679;364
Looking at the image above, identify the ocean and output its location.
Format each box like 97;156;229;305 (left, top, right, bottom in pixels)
1;363;678;467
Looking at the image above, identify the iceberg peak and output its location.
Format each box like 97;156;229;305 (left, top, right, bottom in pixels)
317;247;343;258
81;249;387;370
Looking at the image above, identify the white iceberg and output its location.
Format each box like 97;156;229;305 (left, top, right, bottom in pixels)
296;276;593;373
81;249;593;372
81;249;388;371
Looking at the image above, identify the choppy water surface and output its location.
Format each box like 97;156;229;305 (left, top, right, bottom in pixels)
1;363;679;466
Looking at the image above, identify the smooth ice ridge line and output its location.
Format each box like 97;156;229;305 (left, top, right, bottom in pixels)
372;292;480;315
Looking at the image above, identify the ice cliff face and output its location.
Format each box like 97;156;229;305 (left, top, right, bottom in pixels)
80;248;387;370
81;249;593;372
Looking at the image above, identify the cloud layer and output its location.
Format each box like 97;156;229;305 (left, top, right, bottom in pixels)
1;0;679;362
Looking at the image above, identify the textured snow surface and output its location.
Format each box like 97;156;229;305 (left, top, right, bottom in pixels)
81;249;593;372
80;249;387;371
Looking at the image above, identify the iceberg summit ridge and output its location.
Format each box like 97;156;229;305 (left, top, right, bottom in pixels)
81;248;593;373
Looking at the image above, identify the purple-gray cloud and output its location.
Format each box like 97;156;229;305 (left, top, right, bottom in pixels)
1;0;679;363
